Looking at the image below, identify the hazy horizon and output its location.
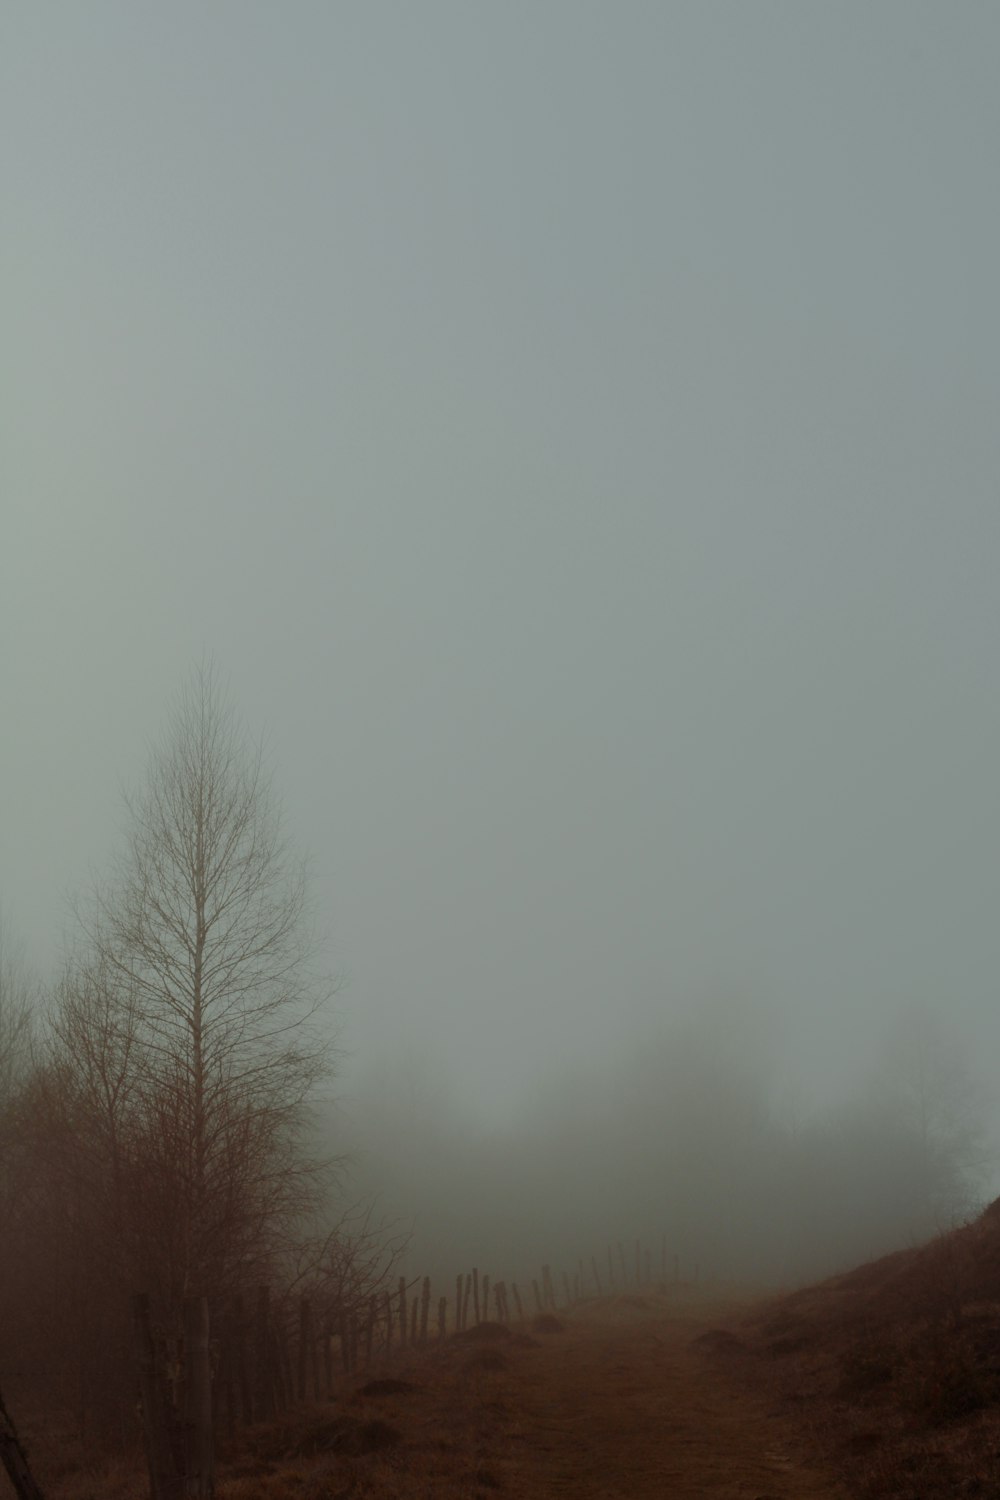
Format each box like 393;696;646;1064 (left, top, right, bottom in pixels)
5;4;999;1215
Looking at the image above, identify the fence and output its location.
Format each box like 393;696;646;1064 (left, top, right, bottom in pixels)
127;1232;695;1500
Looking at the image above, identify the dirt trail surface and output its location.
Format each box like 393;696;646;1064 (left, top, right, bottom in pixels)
479;1297;844;1499
222;1292;850;1500
444;1296;845;1500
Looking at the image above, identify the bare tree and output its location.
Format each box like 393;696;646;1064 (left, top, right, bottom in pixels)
71;662;335;1308
876;1003;990;1226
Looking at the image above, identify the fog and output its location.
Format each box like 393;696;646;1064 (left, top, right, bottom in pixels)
5;4;1000;1287
334;995;987;1288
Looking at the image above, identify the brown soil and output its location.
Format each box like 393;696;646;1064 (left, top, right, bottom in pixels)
213;1289;846;1500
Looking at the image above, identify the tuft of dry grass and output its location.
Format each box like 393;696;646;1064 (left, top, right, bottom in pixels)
354;1379;416;1400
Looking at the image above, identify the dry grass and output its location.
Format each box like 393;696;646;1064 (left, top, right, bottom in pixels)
15;1220;1000;1500
7;1286;846;1500
719;1202;1000;1498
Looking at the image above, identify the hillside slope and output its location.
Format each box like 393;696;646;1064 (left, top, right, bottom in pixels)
726;1202;1000;1498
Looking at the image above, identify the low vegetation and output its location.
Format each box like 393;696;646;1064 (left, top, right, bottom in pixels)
706;1197;1000;1498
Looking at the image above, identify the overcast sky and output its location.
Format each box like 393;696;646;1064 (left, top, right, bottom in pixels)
4;3;999;1130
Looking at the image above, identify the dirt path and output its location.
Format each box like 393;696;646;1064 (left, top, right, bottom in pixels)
0;1292;853;1500
312;1291;851;1500
476;1296;845;1499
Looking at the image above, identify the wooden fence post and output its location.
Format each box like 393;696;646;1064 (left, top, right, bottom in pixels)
366;1300;376;1366
511;1283;524;1321
398;1277;408;1348
132;1293;182;1500
271;1320;291;1413
217;1324;235;1442
339;1311;351;1374
311;1314;322;1396
383;1291;393;1350
438;1296;447;1338
182;1297;213;1500
254;1288;273;1423
591;1256;603;1296
472;1268;480;1326
232;1296;252;1427
297;1298;310;1401
420;1278;431;1343
480;1276;490;1326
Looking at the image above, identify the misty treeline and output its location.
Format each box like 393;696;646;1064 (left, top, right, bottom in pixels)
0;667;397;1441
345;1001;990;1291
